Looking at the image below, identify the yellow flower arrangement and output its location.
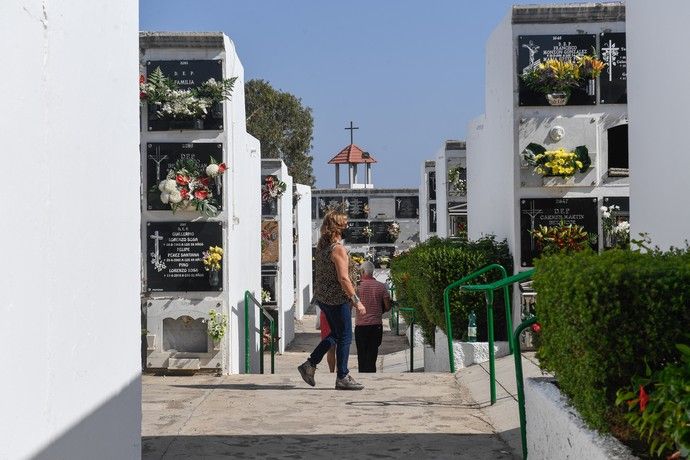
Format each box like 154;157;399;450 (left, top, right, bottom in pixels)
351;255;366;266
534;148;584;178
521;55;605;96
202;245;223;271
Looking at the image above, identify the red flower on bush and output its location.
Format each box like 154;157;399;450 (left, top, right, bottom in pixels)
194;189;209;200
176;174;190;186
531;323;542;334
638;386;649;412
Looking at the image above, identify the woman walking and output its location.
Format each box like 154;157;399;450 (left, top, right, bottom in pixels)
298;210;366;390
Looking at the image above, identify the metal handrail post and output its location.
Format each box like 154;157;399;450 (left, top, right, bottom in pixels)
503;283;514;354
513;316;538;460
259;313;264;374
443;264;509;373
270;315;276;374
486;290;496;405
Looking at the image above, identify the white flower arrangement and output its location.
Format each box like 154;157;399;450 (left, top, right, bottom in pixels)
387;222;401;240
601;205;630;249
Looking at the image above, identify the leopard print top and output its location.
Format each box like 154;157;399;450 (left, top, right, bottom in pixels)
313;242;357;306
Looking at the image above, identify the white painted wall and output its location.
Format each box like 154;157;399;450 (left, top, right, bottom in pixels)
434;145;450;238
627;0;690;249
294;183;313;319
279;163;295;351
419;161;433;242
0;1;141;459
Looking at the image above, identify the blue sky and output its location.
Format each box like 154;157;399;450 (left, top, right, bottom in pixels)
140;0;574;188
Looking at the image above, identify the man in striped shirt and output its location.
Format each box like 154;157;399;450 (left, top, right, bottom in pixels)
355;261;392;372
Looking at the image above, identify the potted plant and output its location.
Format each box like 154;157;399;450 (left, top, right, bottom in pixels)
157;157;227;217
207;308;227;351
520;54;605;106
143;329;156;351
140;67;237;129
202;245;223;287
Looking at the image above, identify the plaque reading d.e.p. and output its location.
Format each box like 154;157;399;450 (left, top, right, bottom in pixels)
520;197;598;267
317;196;344;218
370;221;394;244
600;33;627;104
345;196;369;219
395;196;419;219
518;35;597;106
146;221;223;292
344;221;369;244
146;143;224;211
146;60;224;131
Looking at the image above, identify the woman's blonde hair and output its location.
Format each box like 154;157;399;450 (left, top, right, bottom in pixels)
318;210;348;248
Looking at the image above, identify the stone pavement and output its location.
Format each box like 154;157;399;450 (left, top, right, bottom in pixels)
142;314;519;459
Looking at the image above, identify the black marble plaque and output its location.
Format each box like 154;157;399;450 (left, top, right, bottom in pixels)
429;204;437;233
345;196;369;219
146;143;224;211
261;175;279;217
311;197;317;220
146;221;223;292
146;60;224;131
600;33;627;104
372;246;396;268
370;221;395;244
344;221;370;244
602;196;630;249
317;196;344;218
518;35;597;106
520;197;598;266
395;196;419;219
428;171;437;201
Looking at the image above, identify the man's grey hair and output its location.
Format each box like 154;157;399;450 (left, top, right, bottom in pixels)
361;261;375;276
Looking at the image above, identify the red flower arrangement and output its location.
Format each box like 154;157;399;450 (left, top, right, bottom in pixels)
157;157;227;217
261;175;287;202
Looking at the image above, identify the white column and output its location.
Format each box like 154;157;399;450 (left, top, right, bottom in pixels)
349;164;355;187
335;163;340;187
366;163;372;185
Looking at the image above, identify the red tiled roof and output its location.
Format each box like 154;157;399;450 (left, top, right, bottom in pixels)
327;144;377;164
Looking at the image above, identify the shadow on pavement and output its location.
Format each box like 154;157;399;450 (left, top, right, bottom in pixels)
142;432;518;459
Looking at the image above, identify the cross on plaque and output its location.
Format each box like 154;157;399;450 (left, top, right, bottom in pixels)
148;146;168;183
345;121;359;145
149;230;164;265
601;39;620;82
521;200;542;253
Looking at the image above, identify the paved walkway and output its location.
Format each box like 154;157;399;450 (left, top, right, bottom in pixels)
142;314;518;459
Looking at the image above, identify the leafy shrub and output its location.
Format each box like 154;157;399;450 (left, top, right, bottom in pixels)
534;249;690;432
390;236;512;345
616;342;690;459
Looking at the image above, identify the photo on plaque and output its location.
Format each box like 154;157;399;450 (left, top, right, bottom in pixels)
520;197;598;266
146;143;224;211
145;60;226;131
261;220;280;264
517;34;598;106
146;221;223;292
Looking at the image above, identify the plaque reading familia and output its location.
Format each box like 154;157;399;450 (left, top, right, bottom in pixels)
520;197;598;266
146;60;224;131
146;143;224;211
344;221;370;244
395;196;419;219
146;221;223;292
518;34;597;106
600;33;627;104
345;196;369;219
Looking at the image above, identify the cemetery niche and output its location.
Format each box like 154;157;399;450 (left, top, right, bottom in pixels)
518;34;598;106
395;196;419;219
602;196;630;249
344;221;370;244
317;196;344;217
147;143;224;211
146;221;223;292
599;33;627;104
345;196;369;219
143;60;235;131
260;175;279;216
520;197;598;266
429;203;437;233
370;221;397;244
371;246;395;269
261;220;280;264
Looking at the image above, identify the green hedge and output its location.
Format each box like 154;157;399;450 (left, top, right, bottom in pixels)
534;249;690;432
390;236;512;345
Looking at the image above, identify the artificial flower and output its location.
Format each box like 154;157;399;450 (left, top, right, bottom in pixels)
160;192;170;204
206;164;219;177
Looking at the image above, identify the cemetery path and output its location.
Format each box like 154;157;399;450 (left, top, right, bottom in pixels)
142;314;517;459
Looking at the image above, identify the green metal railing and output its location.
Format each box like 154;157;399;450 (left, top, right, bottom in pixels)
244;290;276;374
459;268;535;405
443;264;514;375
513;316;538;460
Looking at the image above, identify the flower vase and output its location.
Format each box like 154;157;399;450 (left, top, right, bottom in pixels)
212;338;221;351
209;269;220;288
146;334;156;351
546;92;569;106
